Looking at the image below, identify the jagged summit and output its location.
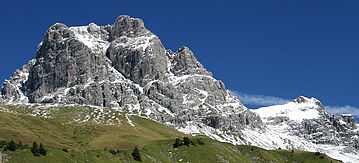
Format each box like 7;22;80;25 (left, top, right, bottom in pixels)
1;15;261;143
111;15;146;38
293;96;324;107
49;22;68;30
294;96;314;103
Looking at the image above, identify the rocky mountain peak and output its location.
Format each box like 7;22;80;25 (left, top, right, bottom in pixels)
114;15;145;28
48;23;68;31
293;96;318;104
293;96;325;111
44;23;72;41
1;15;261;146
168;46;212;77
111;15;146;39
177;46;191;53
252;96;327;124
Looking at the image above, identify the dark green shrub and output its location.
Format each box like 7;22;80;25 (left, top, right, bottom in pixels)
18;141;24;150
39;143;47;156
109;149;117;155
31;141;40;157
315;152;320;156
191;141;196;146
197;139;205;145
0;141;6;148
8;140;16;151
62;148;69;153
132;146;142;162
173;138;181;148
183;137;191;146
3;145;9;151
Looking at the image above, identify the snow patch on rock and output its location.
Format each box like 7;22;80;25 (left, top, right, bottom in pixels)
69;23;110;55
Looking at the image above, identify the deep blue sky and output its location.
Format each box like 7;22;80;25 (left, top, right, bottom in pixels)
1;0;358;115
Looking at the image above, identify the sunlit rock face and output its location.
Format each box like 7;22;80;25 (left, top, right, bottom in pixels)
1;15;261;138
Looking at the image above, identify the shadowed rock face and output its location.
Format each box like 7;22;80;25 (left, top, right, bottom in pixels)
1;15;262;135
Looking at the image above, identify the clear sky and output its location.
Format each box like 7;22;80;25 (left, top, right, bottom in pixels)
0;0;358;118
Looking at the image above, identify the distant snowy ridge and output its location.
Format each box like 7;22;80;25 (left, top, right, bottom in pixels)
233;91;359;120
247;96;359;163
252;96;323;122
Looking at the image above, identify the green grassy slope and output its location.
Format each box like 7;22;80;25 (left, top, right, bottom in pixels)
0;104;341;163
0;104;184;151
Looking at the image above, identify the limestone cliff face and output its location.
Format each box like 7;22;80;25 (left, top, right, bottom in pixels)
1;15;261;134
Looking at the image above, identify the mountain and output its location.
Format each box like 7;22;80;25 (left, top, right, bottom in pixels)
0;15;260;133
248;96;359;163
0;15;358;162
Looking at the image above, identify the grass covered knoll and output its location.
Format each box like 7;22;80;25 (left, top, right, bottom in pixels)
0;104;184;151
0;104;341;162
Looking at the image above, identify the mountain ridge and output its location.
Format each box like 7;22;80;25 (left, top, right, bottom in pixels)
0;15;358;163
249;96;359;163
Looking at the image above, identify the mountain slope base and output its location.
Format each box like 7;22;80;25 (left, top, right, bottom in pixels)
0;104;340;163
2;139;341;163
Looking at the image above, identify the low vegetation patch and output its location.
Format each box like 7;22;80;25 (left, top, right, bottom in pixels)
0;104;342;163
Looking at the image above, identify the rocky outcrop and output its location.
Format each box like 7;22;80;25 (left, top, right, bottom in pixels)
1;15;261;137
1;59;35;103
330;114;359;149
168;47;212;76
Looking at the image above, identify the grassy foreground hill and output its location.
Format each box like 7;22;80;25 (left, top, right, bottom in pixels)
0;103;341;163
